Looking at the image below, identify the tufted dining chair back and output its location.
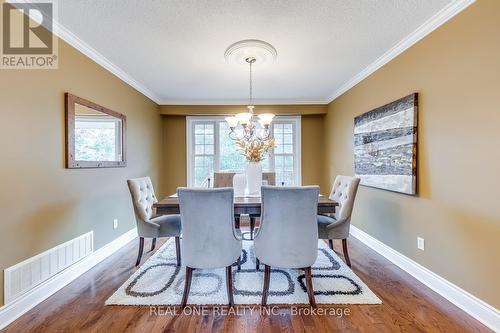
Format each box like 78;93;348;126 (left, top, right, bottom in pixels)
127;177;182;266
127;177;158;237
328;175;360;224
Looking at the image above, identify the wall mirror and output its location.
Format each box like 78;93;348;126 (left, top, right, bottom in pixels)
65;93;126;168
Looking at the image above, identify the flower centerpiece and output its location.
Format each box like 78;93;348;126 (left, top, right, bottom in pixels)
235;136;275;195
226;109;275;195
236;137;275;163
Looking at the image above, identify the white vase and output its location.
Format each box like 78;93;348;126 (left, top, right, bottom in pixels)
245;162;262;195
232;173;246;197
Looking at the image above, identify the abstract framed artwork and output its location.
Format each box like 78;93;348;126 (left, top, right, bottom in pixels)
354;93;418;195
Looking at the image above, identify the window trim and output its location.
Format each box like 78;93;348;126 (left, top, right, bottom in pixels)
186;115;301;187
271;116;302;186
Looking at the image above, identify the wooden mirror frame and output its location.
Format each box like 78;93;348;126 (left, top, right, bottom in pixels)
65;93;127;168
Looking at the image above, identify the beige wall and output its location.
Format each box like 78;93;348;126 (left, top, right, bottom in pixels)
161;116;187;197
161;113;326;196
301;115;325;187
324;0;500;308
0;40;162;305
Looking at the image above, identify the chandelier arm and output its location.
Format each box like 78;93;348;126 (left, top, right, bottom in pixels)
243;125;253;140
228;130;239;141
255;131;270;141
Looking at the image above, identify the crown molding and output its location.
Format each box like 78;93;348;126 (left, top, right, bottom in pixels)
9;0;476;106
326;0;476;103
54;24;161;103
8;0;161;103
159;99;329;105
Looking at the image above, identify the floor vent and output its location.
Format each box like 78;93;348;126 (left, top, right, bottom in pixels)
4;231;94;304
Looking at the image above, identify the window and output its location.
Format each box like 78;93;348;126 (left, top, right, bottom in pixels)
272;121;297;186
187;116;301;187
192;122;215;187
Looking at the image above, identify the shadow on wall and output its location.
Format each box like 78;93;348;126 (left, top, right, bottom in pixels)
19;193;135;258
415;93;432;201
22;200;78;255
444;206;500;281
353;189;404;247
0;201;77;304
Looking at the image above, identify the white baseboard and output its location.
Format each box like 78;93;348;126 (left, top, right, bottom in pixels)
0;229;137;330
350;225;500;332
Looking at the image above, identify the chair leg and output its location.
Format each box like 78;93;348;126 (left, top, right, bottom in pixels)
261;264;271;306
135;237;144;266
250;217;255;240
304;266;316;307
256;258;260;271
237;256;241;271
175;236;181;266
226;266;234;307
342;238;351;267
181;266;193;308
151;238;157;251
328;239;334;250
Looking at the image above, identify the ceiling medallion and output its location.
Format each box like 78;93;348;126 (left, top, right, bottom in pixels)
224;39;277;66
224;40;277;167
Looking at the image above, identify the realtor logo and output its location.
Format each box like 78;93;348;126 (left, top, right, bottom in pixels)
1;1;58;69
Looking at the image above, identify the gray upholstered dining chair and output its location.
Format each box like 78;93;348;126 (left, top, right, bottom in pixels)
254;186;320;307
318;175;360;267
127;177;182;266
177;187;242;308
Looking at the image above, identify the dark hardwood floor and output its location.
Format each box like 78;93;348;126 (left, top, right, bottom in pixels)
2;233;491;332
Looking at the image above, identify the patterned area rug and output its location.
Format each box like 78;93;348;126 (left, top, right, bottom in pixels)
106;238;381;305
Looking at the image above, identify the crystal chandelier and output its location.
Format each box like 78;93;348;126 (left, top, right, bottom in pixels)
225;55;276;162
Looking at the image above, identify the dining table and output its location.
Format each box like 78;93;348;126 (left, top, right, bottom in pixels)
153;194;339;216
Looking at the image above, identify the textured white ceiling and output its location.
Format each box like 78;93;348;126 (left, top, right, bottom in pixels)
57;0;454;104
